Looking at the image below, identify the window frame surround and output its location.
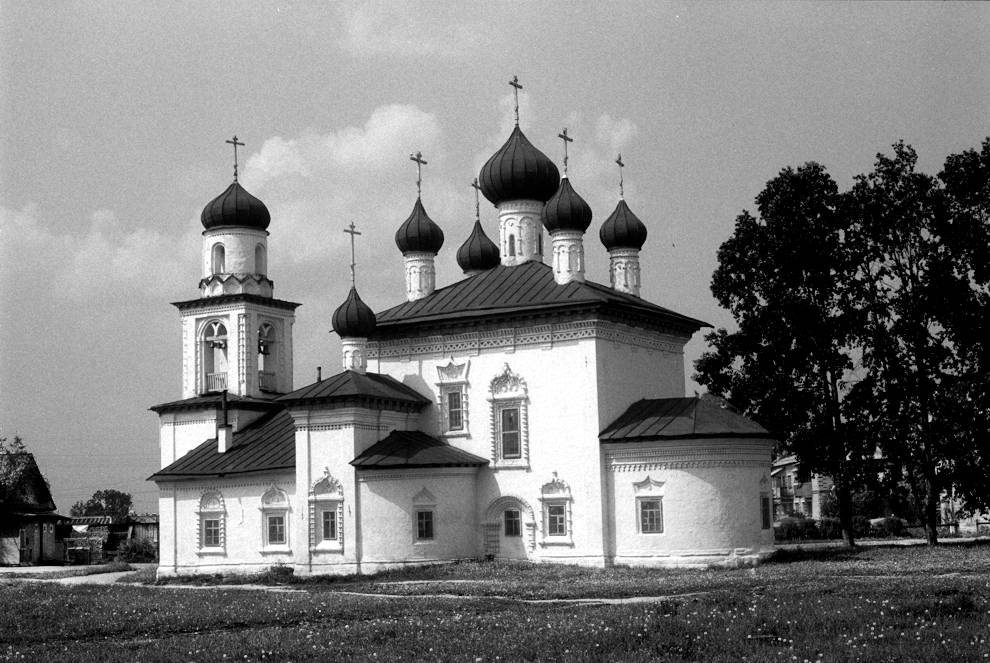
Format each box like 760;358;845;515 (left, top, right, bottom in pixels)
634;476;665;535
539;472;574;547
436;359;470;438
488;363;530;469
309;473;344;553
259;485;292;554
504;508;522;537
196;491;226;556
412;487;437;545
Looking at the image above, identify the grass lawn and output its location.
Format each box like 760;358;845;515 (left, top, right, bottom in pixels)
2;543;989;662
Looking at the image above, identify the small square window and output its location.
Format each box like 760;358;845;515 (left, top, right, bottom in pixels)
416;510;434;540
267;514;286;545
639;498;663;534
203;519;221;547
504;509;521;537
322;510;338;541
546;504;567;536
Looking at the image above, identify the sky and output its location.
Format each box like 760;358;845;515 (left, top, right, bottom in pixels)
1;1;988;515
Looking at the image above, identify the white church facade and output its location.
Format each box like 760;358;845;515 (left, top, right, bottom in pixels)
151;108;776;577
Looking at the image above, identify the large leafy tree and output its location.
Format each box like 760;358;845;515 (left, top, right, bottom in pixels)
844;141;989;545
70;488;133;522
695;162;872;546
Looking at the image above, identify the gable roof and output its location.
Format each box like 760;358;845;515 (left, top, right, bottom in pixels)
351;430;489;469
0;453;57;514
599;397;775;442
373;261;708;335
149;409;295;481
277;370;431;410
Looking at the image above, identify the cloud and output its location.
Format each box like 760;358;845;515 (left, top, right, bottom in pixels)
336;4;487;58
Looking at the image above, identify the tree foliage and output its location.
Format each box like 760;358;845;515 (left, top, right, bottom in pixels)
70;489;133;522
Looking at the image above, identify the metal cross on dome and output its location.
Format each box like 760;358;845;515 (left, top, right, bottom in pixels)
409;151;428;197
509;75;522;126
343;221;361;287
558;128;573;176
226;135;245;182
471;178;482;222
616;153;625;199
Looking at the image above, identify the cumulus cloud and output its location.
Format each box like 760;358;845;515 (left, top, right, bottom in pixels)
336;3;487;58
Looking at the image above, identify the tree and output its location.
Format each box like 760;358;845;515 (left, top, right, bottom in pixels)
0;434;28;506
70;489;133;522
694;162;873;546
844;141;989;545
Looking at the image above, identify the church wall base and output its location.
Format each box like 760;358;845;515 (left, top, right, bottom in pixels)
609;546;775;569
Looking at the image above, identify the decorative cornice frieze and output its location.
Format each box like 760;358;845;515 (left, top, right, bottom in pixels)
297;423;392;433
609;458;769;472
367;319;685;360
357;468;477;482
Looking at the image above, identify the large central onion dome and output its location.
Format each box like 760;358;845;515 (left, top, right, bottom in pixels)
201;181;271;230
542;177;593;234
332;287;376;338
600;199;648;250
395;198;445;254
479;126;560;206
456;220;500;272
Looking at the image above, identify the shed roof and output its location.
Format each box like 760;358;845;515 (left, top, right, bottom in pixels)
373;261;708;334
600;397;774;442
149;409;295;481
277;370;430;409
351;430;489;469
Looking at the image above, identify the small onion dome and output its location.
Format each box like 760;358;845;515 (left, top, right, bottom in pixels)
541;177;593;234
456;220;500;272
479;126;560;205
395;197;444;255
332;286;376;338
600;199;648;250
201;181;271;230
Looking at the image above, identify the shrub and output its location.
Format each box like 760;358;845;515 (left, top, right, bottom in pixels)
774;516;820;541
817;517;843;540
265;562;294;584
117;537;158;562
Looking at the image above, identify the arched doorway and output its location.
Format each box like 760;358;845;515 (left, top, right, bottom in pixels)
483;496;535;560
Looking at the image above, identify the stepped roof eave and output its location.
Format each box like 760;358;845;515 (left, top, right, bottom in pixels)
372;262;709;335
171;293;301;312
149;393;279;414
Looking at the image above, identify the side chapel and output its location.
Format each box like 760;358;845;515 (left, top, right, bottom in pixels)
150;85;775;576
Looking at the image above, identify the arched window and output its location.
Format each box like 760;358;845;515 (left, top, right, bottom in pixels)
197;491;226;553
309;474;344;552
261;485;290;550
255;244;267;275
203;321;228;393
508;235;516;257
258;323;276;392
211;243;225;275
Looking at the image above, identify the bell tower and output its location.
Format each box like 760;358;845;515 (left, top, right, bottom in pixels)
174;136;300;399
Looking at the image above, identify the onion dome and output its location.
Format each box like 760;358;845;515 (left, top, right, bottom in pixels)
332;286;376;338
395;197;444;254
201;181;271;230
479;126;561;205
456;221;500;272
600;199;648;250
542;177;593;234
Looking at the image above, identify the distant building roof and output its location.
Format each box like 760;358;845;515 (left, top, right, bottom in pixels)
149;409;295;481
0;453;57;514
600;397;775;442
351;430;489;469
277;370;430;410
374;261;708;335
149;392;279;414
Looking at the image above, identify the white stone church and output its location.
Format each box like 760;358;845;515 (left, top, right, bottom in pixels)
150;112;776;576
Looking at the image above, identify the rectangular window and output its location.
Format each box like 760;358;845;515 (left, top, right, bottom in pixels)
546;504;567;536
416;510;435;540
446;391;463;431
501;407;520;458
504;509;521;537
639;498;663;533
761;496;772;530
203;519;221;547
267;515;286;545
322;510;338;541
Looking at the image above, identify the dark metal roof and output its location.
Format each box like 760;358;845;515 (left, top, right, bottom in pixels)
149;393;279;414
351;430;489;469
149;409;295;481
600;397;775;442
201;181;271;230
171;293;301;312
479;126;560;205
456;220;500;273
277;370;431;409
374;261;708;333
0;453;57;514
